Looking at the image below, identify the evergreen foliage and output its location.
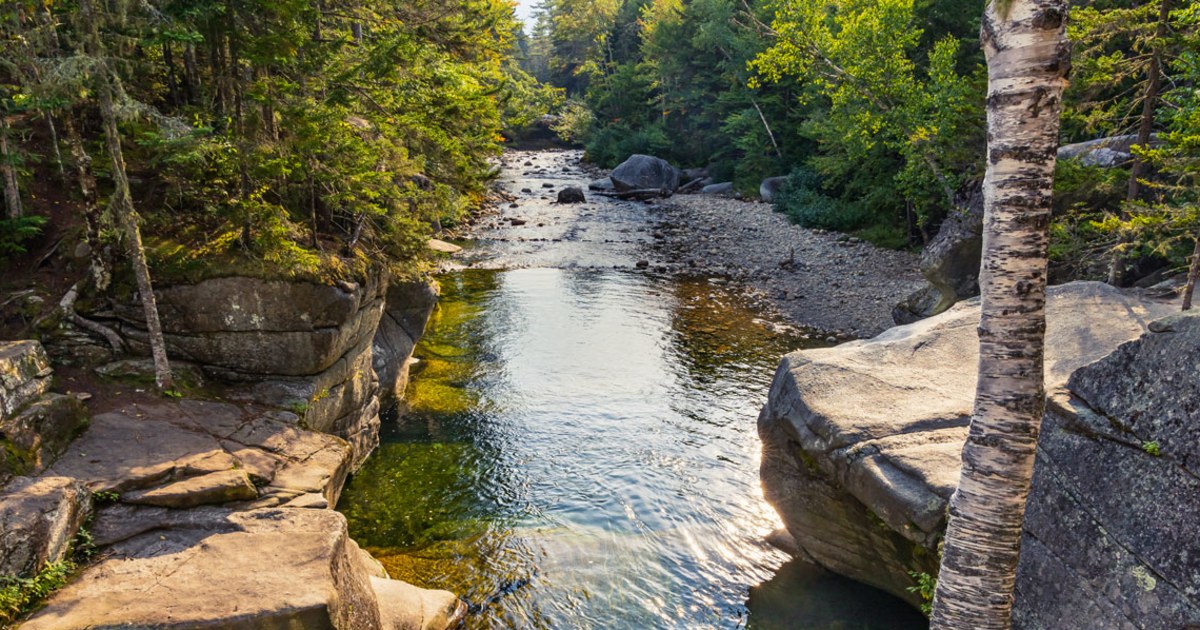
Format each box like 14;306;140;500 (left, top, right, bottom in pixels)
0;0;543;280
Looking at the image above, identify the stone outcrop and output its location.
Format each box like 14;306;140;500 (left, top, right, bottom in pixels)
22;507;464;630
373;278;439;408
759;282;1193;626
107;270;435;470
1;341;89;482
0;341;52;419
609;154;681;194
3;274;445;627
48;400;353;509
0;476;90;579
893;184;984;324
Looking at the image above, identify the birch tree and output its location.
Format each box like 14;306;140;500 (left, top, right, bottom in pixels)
929;0;1070;628
78;0;174;392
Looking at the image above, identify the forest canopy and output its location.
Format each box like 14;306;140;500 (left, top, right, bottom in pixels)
0;0;552;281
521;0;1199;278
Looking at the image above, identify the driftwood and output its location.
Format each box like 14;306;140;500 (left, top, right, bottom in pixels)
677;177;709;194
598;188;674;201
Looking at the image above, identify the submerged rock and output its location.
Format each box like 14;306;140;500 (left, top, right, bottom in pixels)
759;281;1191;625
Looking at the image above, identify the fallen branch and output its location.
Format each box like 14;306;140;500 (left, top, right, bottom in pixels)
58;282;126;353
598;188;675;201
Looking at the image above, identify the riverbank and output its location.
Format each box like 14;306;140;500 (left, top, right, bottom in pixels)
652;196;923;338
455;149;922;338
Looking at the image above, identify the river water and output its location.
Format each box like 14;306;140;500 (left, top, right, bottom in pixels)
338;151;927;629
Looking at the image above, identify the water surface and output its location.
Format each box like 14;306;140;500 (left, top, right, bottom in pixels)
339;268;926;629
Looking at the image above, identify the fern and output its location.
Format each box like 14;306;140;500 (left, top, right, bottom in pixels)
0;216;48;257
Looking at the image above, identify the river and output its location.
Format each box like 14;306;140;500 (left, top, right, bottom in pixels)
337;150;927;629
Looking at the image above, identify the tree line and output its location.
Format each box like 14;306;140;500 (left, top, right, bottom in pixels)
521;0;1198;289
0;0;547;388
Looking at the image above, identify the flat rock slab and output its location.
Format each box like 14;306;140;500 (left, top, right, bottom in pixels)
760;281;1178;606
22;508;460;630
0;476;90;578
47;399;352;508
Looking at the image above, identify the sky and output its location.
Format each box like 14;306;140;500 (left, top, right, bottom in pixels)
513;0;536;30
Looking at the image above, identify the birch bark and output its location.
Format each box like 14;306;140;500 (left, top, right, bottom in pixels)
930;1;1070;628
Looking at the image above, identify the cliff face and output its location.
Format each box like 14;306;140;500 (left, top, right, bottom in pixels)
110;269;436;470
2;269;457;629
759;282;1199;626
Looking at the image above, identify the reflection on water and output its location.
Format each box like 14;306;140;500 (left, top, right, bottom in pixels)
338;269;927;629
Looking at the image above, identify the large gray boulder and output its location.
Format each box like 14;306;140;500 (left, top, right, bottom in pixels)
759;281;1191;625
22;508;464;630
115;273;387;378
893;184;984;324
702;182;734;196
609;154;681;193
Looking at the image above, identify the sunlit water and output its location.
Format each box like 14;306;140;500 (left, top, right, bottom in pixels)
338;268;926;629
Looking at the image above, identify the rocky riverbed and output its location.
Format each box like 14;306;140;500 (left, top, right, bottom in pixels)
454;149;922;338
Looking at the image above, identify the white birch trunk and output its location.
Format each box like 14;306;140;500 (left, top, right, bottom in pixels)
929;1;1070;628
1;117;22;219
81;0;174;392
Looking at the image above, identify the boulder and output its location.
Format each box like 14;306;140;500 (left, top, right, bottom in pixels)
1057;133;1160;168
588;178;615;192
0;393;89;480
759;176;788;203
1011;314;1200;629
759;282;1178;610
893;184;984;324
0;476;91;579
373;279;439;408
427;239;462;254
114;273;387;377
701;182;734;196
557;187;586;204
0;341;52;421
23;508;464;630
609;154;681;193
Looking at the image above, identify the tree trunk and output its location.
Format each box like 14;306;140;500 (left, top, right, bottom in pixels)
1109;0;1172;286
98;83;174;391
64;113;111;291
1183;236;1199;311
0;117;22;219
929;2;1070;629
81;0;174;391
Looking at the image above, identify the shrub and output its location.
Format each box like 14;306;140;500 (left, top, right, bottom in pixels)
773;167;871;232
